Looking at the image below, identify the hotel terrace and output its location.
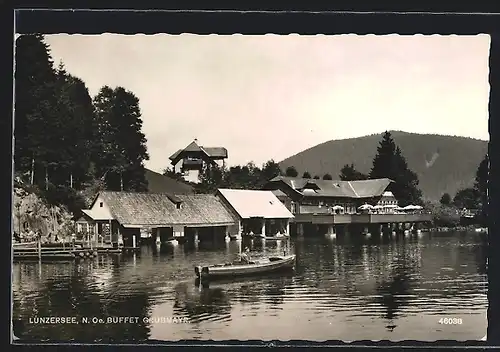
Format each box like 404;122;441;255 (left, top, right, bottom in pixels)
262;176;431;235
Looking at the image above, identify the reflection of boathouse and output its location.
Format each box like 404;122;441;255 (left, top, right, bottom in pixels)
217;189;294;237
78;191;238;247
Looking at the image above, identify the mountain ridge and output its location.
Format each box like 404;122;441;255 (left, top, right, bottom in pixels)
278;130;488;202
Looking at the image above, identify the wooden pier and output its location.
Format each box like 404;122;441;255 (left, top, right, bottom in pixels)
12;240;127;261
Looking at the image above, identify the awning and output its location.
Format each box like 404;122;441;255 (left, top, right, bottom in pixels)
81;209;114;221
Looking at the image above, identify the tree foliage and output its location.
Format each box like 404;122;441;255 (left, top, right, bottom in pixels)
449;154;488;225
285;166;298;177
162;167;185;181
92;86;149;192
13;35;150;217
453;188;480;209
369;131;422;206
474;154;488;220
302;171;311;178
196;159;285;193
261;159;282;181
322;173;333;180
14;34;58;187
339;164;368;181
440;193;451;206
426;203;461;228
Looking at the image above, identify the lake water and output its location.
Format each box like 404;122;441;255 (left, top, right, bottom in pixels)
12;231;488;343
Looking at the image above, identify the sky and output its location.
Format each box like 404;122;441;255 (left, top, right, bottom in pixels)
39;34;491;173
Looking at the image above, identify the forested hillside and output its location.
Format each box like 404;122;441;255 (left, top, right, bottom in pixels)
279;131;488;201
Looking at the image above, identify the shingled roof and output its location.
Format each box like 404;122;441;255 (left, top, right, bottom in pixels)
268;176;393;199
89;191;238;227
144;168;194;194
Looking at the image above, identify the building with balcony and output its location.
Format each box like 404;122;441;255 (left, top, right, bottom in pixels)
262;176;431;236
263;176;395;215
169;139;228;184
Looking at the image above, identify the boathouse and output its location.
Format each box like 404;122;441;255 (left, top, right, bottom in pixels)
78;191;238;247
217;189;295;237
169;139;228;184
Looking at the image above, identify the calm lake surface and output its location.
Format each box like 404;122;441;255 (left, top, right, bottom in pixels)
12;231;488;342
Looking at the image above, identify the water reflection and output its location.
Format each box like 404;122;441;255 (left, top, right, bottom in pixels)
173;282;231;323
374;270;414;330
12;231;487;342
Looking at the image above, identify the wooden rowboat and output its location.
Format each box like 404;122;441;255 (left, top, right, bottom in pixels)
195;254;296;280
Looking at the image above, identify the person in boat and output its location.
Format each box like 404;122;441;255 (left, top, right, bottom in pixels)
239;247;251;263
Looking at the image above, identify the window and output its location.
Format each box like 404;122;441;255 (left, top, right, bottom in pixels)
99;202;103;208
176;203;182;209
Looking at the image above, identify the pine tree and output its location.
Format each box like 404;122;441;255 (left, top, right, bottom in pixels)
302;171;311;178
14;34;58;187
369;131;422;206
50;64;95;190
474;154;488;222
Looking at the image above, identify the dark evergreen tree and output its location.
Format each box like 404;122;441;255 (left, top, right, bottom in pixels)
369;131;422;206
52;63;96;190
440;193;452;206
14;34;58;188
285;166;298;177
474;154;488;222
323;173;333;180
302;171;311;178
339;163;368;181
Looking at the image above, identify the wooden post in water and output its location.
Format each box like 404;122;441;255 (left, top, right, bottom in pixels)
38;236;41;260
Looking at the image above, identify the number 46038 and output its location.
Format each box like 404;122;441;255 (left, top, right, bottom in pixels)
439;318;463;325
